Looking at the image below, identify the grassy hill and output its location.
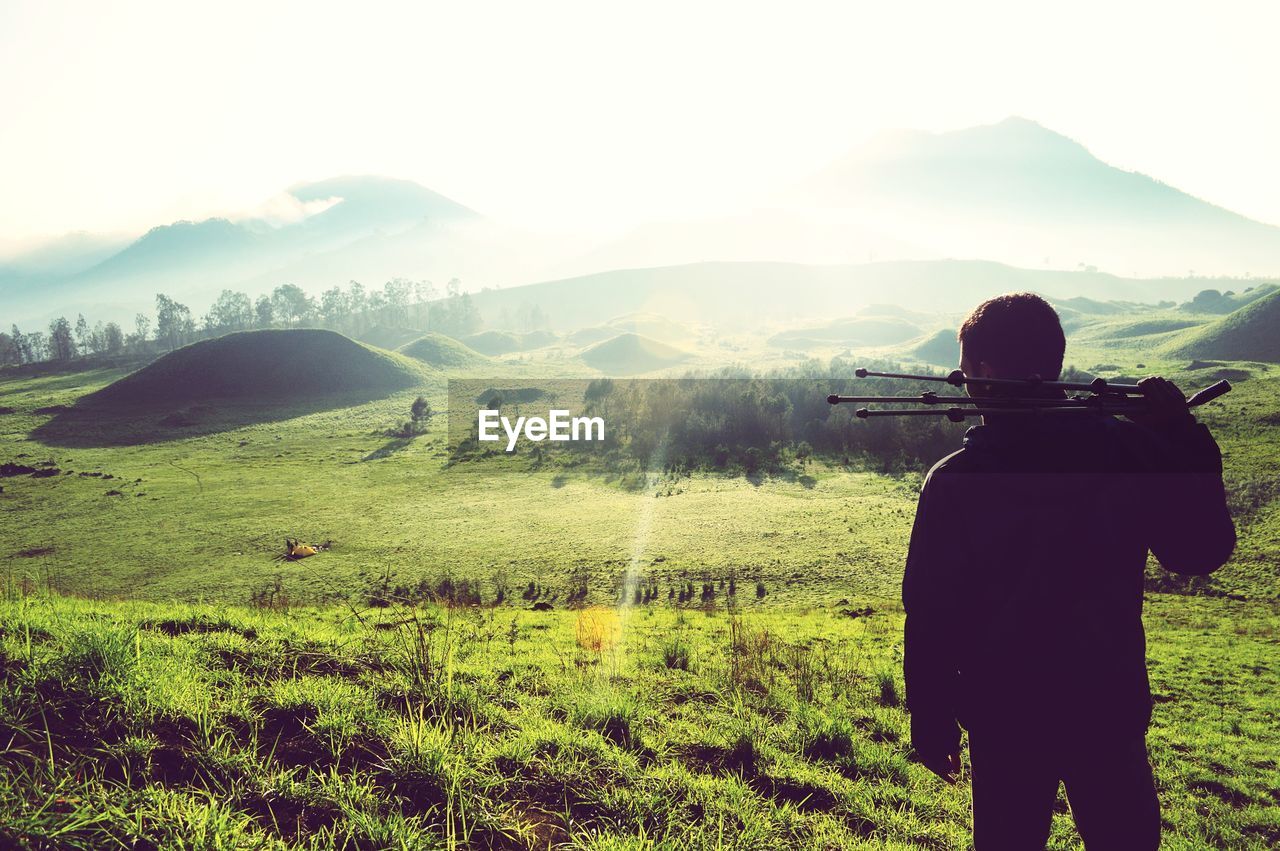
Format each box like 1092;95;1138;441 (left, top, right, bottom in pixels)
1165;289;1280;363
907;329;960;367
769;317;921;349
568;314;693;348
397;333;489;369
89;329;424;405
461;330;558;356
357;325;425;350
580;333;689;374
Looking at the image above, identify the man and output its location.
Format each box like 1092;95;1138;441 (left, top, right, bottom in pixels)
902;293;1235;850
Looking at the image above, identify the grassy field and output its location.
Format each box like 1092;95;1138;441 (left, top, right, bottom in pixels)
2;312;1279;849
1;592;1276;850
0;362;921;606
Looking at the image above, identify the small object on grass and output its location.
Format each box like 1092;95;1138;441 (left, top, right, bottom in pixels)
275;538;331;561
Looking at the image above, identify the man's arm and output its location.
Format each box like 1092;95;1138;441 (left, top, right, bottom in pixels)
1129;377;1236;575
902;467;963;781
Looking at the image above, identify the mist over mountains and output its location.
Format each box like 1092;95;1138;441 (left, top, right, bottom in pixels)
5;117;1280;326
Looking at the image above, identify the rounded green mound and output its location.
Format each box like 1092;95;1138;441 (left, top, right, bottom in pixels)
460;329;558;355
461;330;522;356
1164;289;1280;363
909;329;960;367
357;325;424;350
580;332;689;375
92;329;424;405
398;333;489;369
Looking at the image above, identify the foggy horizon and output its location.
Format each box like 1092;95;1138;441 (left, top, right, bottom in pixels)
2;1;1278;249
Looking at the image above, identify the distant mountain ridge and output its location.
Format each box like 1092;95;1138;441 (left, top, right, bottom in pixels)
784;117;1280;275
7;118;1280;326
1;176;496;324
575;117;1280;278
466;259;1259;331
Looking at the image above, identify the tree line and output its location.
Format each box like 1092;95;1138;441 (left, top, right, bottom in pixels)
1;278;493;367
459;361;968;475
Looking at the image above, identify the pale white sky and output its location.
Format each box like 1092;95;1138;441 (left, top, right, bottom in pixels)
1;0;1277;247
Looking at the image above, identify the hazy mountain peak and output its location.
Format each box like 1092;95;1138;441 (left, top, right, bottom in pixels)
287;174;480;223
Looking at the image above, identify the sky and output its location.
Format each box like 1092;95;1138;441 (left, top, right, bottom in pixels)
1;0;1278;249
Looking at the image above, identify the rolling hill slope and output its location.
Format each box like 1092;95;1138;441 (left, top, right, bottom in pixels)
579;333;690;375
1164;289;1280;363
398;333;490;369
89;329;424;405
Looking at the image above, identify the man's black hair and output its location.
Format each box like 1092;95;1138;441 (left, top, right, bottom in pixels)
958;292;1066;379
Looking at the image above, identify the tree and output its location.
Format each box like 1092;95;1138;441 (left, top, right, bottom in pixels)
208;289;253;332
409;280;437;327
320;286;348;329
429;291;483;336
271;284;314;327
129;313;151;352
26;331;48;362
102;322;124;355
0;331;17;366
392;395;434;438
382;279;414;325
74;314;89;355
9;326;29;365
254;295;274;328
48;316;77;362
155;293;194;351
516;302;548;331
87;321;106;356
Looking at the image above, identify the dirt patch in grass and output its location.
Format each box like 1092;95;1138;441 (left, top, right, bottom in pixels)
750;773;842;811
12;546;55;558
141;614;258;640
1187;778;1253;808
682;740;757;777
235;784;344;842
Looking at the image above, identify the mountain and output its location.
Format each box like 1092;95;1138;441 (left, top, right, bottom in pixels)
1;176;520;325
0;231;131;283
571;117;1280;279
785;117;1280;277
8;118;1280;328
466;259;1240;332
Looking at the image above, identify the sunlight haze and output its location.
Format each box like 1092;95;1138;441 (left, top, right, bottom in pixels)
1;0;1277;246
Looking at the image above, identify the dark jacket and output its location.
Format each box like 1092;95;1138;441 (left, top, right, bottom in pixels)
902;413;1236;757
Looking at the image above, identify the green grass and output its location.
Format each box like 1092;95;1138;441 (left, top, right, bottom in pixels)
0;592;1275;850
1164;288;1280;363
399;334;491;369
3;313;1280;848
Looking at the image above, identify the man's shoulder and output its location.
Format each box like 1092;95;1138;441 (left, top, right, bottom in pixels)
921;447;967;493
923;447;976;484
